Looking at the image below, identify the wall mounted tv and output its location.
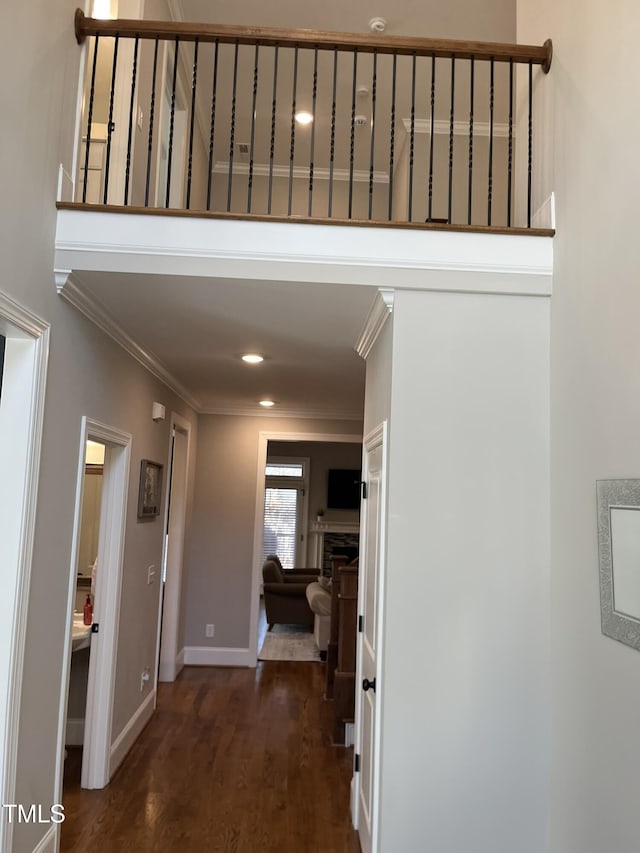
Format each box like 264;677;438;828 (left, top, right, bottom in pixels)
327;468;361;510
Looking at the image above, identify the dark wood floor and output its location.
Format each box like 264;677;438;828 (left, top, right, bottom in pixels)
61;661;360;852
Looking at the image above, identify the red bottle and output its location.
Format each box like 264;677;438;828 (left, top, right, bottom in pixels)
83;594;93;627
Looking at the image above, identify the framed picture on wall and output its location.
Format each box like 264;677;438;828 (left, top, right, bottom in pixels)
138;459;163;518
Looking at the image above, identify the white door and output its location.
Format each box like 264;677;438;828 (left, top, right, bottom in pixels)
354;422;387;853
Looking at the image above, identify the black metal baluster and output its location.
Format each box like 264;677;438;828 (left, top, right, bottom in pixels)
388;51;397;221
165;38;179;208
308;47;318;217
427;55;436;222
288;47;299;216
447;56;455;224
348;51;358;219
328;49;337;217
124;37;139;206
248;44;259;213
467;57;474;225
507;59;514;227
267;46;279;215
408;53;416;221
487;58;495;225
206;39;219;211
103;36;120;205
226;41;239;212
368;50;378;220
82;35;100;203
528;61;533;228
144;38;159;207
186;39;199;210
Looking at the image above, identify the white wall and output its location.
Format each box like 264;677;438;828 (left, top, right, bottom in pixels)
378;287;550;852
2;3;198;851
517;2;640;851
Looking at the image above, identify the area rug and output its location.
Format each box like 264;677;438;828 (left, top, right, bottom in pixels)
258;627;321;662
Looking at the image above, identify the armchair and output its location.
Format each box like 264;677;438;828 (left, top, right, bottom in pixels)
262;558;318;630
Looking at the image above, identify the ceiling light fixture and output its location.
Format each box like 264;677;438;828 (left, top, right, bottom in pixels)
259;400;276;408
295;111;314;126
241;353;264;364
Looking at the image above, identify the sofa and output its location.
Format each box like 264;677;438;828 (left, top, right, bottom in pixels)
262;557;319;630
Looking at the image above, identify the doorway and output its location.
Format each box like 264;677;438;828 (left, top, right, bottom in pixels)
157;413;191;683
58;418;131;793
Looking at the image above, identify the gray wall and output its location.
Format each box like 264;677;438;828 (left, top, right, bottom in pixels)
184;414;362;649
3;4;197;851
518;1;640;851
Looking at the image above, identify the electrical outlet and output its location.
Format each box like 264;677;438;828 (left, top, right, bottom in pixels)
205;623;214;639
147;565;156;585
140;666;150;692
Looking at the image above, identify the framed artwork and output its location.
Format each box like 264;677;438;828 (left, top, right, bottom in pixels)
138;459;163;518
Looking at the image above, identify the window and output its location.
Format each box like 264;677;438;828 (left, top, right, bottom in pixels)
262;457;308;569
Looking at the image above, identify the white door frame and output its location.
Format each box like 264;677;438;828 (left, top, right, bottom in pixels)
250;431;362;666
56;417;131;795
156;411;191;684
352;421;387;850
0;293;49;853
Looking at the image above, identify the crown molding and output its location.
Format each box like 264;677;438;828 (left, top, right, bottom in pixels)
199;403;363;421
402;118;511;138
355;289;395;359
56;275;202;412
212;161;390;184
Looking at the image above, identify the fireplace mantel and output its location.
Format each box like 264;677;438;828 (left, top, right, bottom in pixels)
309;521;360;570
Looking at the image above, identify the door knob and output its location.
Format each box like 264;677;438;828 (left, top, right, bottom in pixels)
362;677;376;693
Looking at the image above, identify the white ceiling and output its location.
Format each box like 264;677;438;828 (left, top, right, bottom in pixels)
76;270;376;418
79;0;516;422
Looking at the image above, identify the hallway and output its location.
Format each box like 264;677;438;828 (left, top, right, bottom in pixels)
61;663;360;852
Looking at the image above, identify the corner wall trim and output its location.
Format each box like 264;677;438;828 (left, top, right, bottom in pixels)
356;289;395;359
184;646;253;667
56;275;201;412
109;689;156;778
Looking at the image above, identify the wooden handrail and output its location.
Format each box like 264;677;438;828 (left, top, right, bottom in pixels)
74;9;552;73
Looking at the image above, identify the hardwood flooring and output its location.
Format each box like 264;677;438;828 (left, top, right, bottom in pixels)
61;662;361;852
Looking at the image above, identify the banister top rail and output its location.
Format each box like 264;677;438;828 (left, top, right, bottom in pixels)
74;9;553;73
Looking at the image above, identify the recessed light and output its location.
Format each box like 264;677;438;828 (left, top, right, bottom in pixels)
259;400;275;408
241;353;264;364
295;111;314;126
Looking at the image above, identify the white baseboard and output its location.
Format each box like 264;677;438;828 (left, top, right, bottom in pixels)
32;825;57;853
184;645;252;667
533;192;556;230
345;722;355;748
109;689;155;777
65;717;85;747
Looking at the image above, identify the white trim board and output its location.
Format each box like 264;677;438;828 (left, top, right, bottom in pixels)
31;825;57;853
356;290;395;360
0;291;50;853
402;117;511;138
109;689;156;778
55;209;553;294
184;646;253;667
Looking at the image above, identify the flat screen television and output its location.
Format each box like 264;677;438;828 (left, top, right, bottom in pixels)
327;468;361;510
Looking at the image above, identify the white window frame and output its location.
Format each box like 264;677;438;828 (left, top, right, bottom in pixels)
264;456;310;568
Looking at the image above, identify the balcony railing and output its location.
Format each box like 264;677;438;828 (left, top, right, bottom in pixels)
66;9;553;233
